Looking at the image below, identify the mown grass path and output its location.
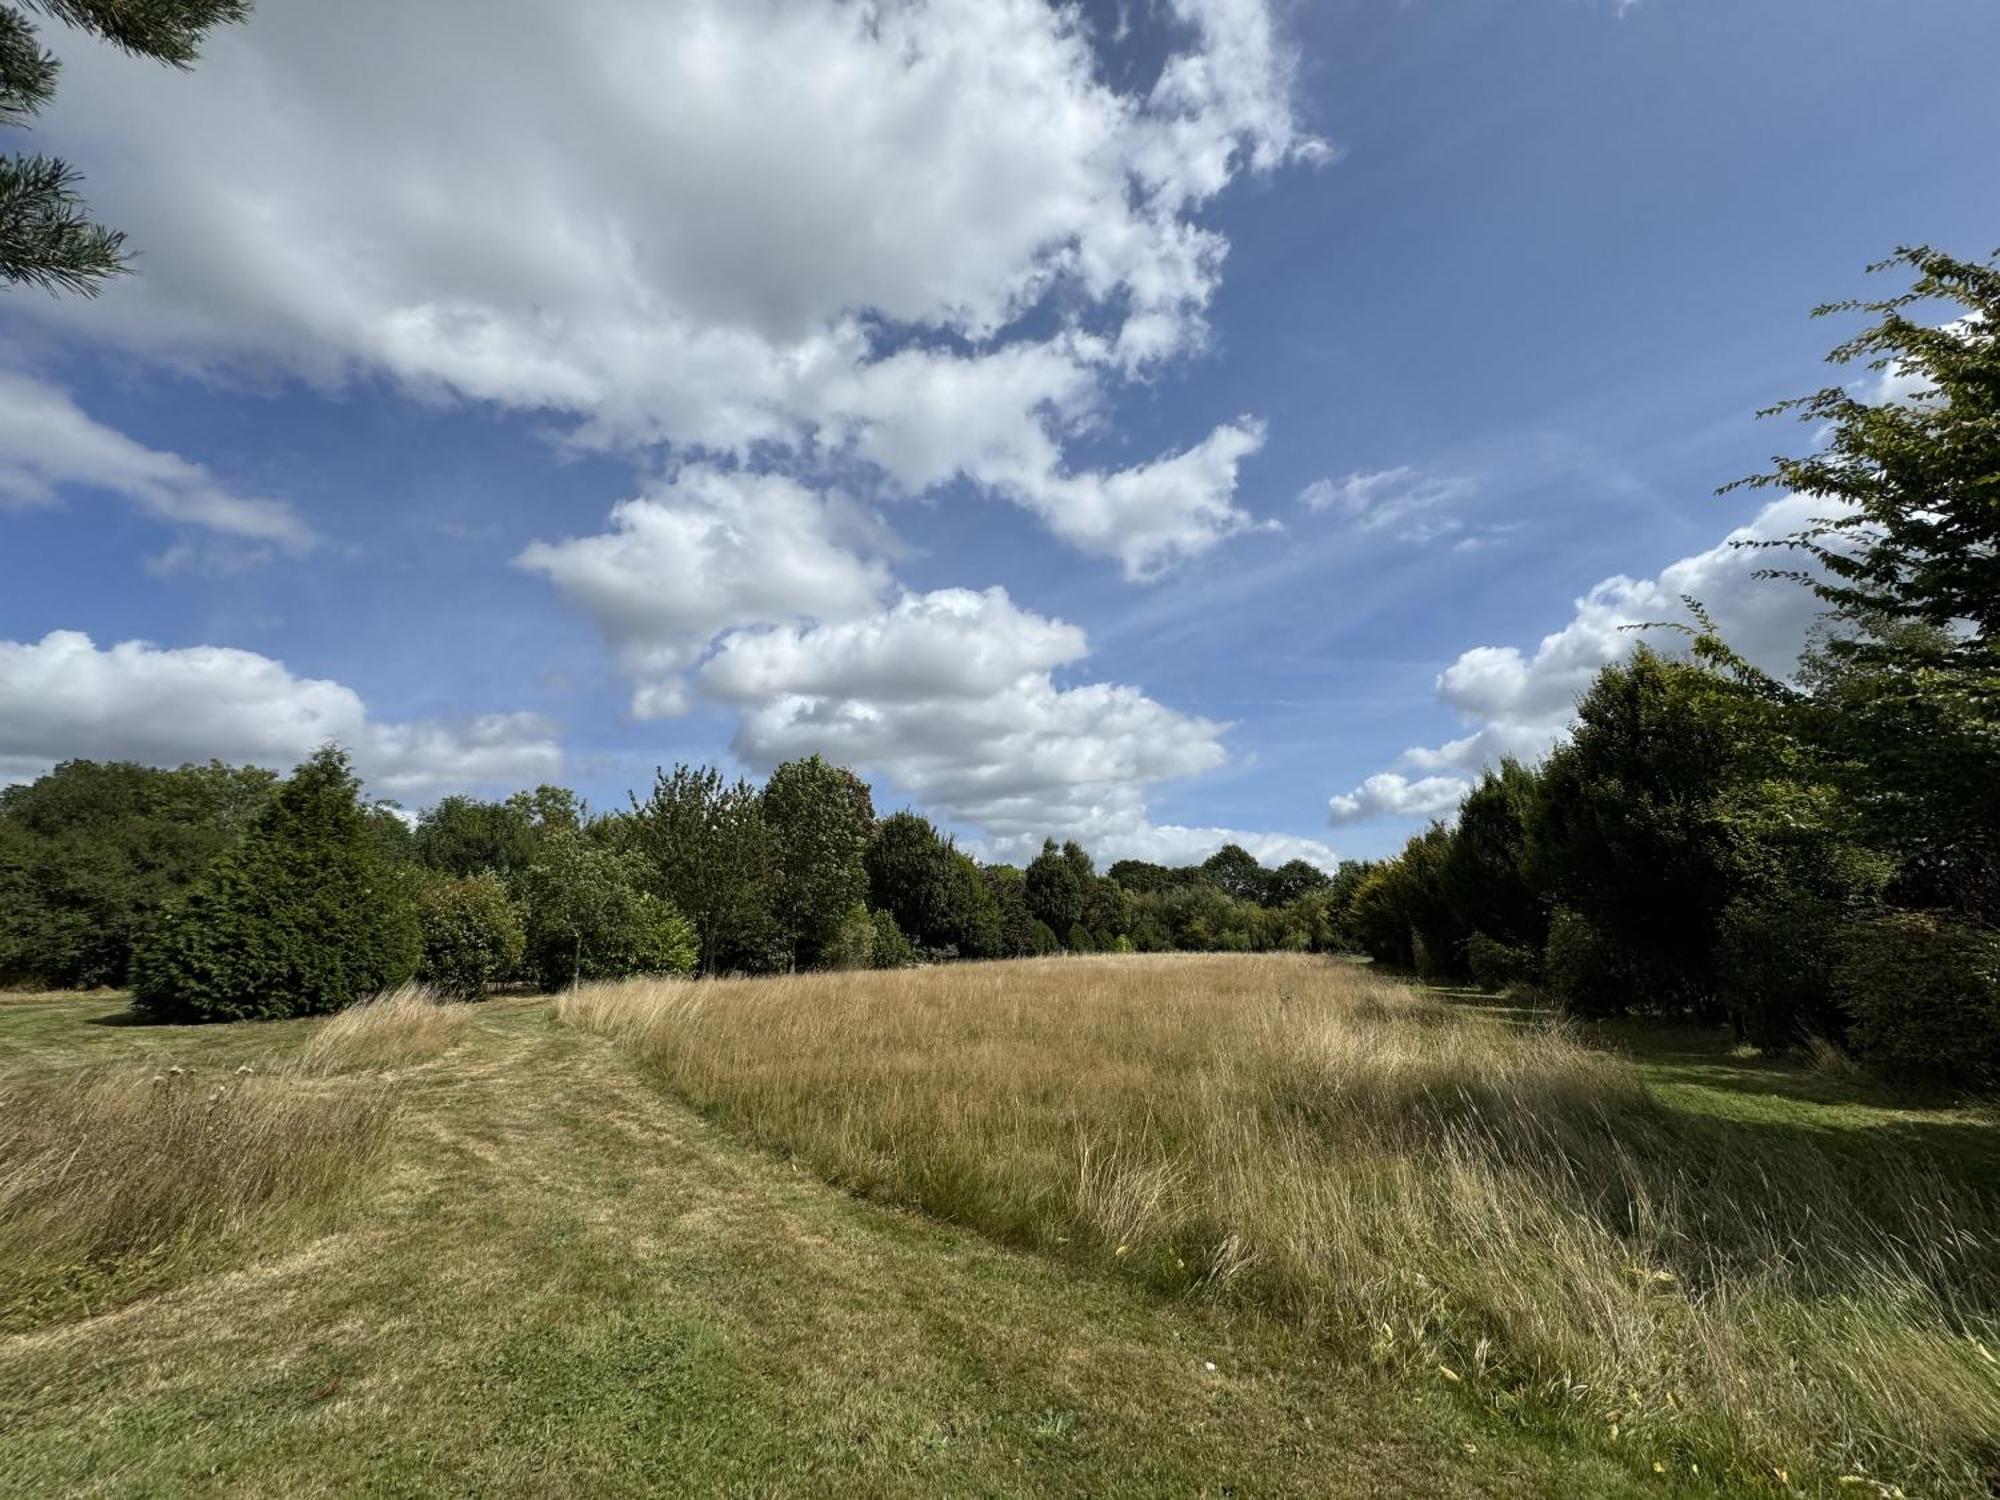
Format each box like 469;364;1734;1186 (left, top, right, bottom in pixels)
0;997;1658;1498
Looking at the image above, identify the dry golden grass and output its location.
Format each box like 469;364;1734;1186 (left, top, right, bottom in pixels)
562;952;2000;1497
0;984;467;1328
296;982;472;1074
0;1063;395;1328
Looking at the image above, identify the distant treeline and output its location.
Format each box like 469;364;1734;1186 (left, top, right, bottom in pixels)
0;748;1358;1022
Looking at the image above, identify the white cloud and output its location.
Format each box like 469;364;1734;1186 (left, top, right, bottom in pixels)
1395;492;1835;777
515;465;892;717
0;371;317;559
30;0;1323;574
1326;771;1472;827
0;631;562;796
701;587;1086;706
1298;466;1474;543
706;586;1227;839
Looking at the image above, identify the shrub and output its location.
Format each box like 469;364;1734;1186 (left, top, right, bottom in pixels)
1065;922;1097;954
869;909;915;969
1028;919;1061;956
132;749;421;1022
1466;930;1535;993
415;873;525;999
1835;911;2000;1088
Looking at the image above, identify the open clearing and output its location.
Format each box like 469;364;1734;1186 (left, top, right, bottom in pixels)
3;955;1995;1498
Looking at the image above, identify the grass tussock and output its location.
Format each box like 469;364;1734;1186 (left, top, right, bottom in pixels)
296;982;471;1074
562;953;2000;1497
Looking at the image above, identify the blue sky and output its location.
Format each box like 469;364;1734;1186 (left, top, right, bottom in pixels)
2;0;1995;867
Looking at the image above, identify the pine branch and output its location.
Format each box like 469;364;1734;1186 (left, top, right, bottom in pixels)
0;6;59;124
0;151;127;294
20;0;249;67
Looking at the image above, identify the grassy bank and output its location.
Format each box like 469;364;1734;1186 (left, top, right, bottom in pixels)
562;953;2000;1497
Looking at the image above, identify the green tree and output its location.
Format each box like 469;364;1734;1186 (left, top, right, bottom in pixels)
414;795;537;881
1201;843;1269;904
2;0;248;295
132;747;420;1021
0;758;274;987
1024;838;1085;934
760;755;874;969
1734;247;2000;918
1266;858;1331;907
981;864;1038;957
1440;760;1546;959
414;872;525;999
865;811;960;952
1529;649;1742;1017
632;764;778;974
517;830;695;991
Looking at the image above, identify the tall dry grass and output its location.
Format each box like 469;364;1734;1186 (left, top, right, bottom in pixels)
562;953;2000;1496
0;988;457;1328
296;982;471;1074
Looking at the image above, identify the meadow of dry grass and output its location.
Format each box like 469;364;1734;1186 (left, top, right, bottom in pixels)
562;953;2000;1497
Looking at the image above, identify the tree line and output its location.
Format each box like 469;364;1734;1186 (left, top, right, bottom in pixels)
1334;248;2000;1088
0;748;1353;1021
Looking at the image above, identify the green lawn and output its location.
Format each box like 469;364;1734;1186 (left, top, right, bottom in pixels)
0;990;1667;1500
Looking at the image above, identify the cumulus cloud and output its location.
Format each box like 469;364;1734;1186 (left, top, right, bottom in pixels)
1298;466;1474;544
1326;771;1472;827
0;371;317;559
515;466;892;717
28;0;1323;573
1391;492;1835;779
0;631;562;795
702;586;1229;844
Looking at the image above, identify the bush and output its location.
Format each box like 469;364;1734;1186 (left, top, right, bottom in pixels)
415;874;525;999
132;749;421;1022
1065;922;1096;954
869;909;915;969
1834;911;2000;1088
1028;919;1061;956
1466;930;1535;993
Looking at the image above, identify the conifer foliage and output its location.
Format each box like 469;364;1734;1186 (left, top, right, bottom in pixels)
2;0;249;295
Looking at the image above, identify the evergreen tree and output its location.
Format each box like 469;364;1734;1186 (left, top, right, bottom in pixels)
132;747;420;1021
2;0;249;295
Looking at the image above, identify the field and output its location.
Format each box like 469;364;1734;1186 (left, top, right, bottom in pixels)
2;956;1996;1498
